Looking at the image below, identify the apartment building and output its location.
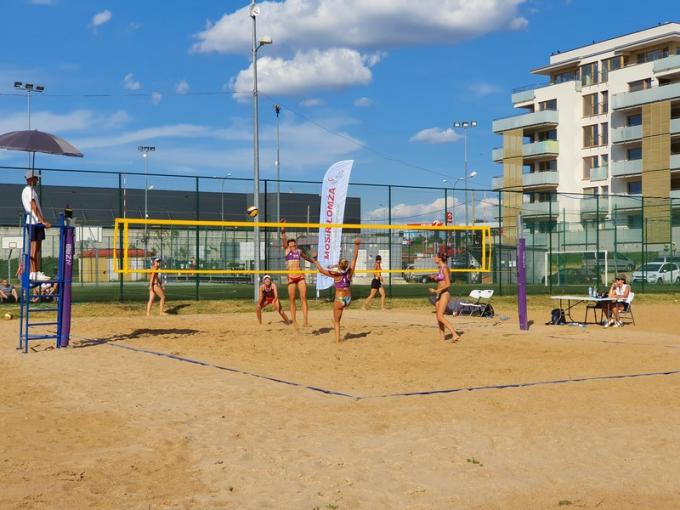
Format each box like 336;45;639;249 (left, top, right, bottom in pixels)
492;22;680;245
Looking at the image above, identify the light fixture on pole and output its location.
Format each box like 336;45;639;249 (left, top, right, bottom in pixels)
14;81;45;169
274;104;281;225
452;120;477;225
250;0;272;300
138;145;155;257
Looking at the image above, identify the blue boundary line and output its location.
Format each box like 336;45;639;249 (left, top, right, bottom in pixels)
103;342;680;401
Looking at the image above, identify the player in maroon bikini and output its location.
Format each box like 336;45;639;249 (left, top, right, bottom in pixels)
256;275;290;325
280;221;312;326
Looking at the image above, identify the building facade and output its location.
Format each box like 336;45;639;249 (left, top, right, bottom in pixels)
492;23;680;245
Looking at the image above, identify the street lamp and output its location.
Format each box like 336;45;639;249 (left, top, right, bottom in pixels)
274;104;281;225
452;120;477;225
14;81;45;169
138;145;155;256
250;0;272;300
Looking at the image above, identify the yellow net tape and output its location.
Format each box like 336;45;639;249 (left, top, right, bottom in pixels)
113;218;492;275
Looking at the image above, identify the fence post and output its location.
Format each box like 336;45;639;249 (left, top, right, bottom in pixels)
195;176;200;301
118;173;124;302
388;184;392;298
613;205;618;281
263;179;268;274
548;193;553;295
595;193;600;287
497;190;503;296
641;197;646;293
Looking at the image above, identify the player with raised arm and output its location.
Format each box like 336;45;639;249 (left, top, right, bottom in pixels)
312;238;361;343
280;220;312;327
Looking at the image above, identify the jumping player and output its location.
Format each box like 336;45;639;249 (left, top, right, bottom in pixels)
312;238;361;343
146;257;166;316
280;220;312;326
362;254;386;310
429;252;461;342
256;275;290;325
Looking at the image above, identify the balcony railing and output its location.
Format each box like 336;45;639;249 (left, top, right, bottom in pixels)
611;124;642;143
521;201;558;216
492;140;559;162
612;82;680;110
511;78;581;104
653;54;680;74
492;110;559;134
491;176;503;190
611;158;642;177
590;165;608;181
523;171;559;187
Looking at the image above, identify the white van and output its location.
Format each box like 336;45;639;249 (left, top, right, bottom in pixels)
632;262;680;284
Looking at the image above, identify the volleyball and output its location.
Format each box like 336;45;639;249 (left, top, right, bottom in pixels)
4;312;13;320
247;205;259;218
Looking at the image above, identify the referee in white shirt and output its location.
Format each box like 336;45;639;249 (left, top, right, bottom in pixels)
22;170;51;281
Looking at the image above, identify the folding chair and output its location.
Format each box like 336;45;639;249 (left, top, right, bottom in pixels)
459;289;494;316
619;292;635;326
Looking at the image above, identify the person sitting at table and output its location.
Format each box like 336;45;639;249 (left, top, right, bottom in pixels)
602;274;630;328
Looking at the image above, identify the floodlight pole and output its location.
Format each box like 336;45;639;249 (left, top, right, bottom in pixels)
453;120;477;225
14;81;45;168
275;104;281;225
250;1;272;301
138;145;155;257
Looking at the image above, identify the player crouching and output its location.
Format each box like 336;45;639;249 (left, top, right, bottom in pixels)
256;275;290;325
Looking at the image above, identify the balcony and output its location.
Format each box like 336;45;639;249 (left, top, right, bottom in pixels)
523;171;559;188
611;158;642;177
511;89;535;104
492;110;559;134
590;165;608;181
653;54;680;74
611;195;643;211
612;82;680;110
511;79;581;105
611;124;642;143
521;201;558;216
491;176;503;190
674;154;680;170
581;196;608;214
492;140;559;162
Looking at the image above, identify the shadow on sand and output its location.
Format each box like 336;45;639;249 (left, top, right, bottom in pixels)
72;328;199;349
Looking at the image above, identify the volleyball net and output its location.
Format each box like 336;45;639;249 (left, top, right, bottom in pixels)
112;218;492;280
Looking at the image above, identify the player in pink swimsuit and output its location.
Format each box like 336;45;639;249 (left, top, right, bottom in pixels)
313;238;361;343
429;252;461;342
280;220;312;326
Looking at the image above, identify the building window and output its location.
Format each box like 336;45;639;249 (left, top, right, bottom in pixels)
583;93;598;117
627;113;642;126
601;56;622;82
538;160;557;172
628;181;642;194
553;70;578;84
627;215;643;229
601;91;608;114
600;154;609;168
672;139;680;155
628;78;652;92
538;99;557;111
601;122;608;145
580;62;599;86
636;47;669;64
583;124;599;148
583;187;597;196
537;129;557;141
627;147;642;160
583;156;597;180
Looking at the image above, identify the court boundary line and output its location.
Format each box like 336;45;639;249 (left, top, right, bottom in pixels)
101;341;680;400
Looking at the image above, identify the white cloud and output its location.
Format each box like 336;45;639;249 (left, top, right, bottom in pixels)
300;98;325;107
192;0;527;54
410;127;462;144
71;124;208;150
0;109;132;134
103;110;132;128
150;91;163;105
232;48;375;99
123;73;141;90
469;82;503;97
508;16;529;30
175;80;190;94
353;96;373;107
90;9;112;28
368;196;460;223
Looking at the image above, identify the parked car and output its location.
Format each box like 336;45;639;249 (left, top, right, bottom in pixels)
632;262;680;284
541;268;601;285
582;252;636;272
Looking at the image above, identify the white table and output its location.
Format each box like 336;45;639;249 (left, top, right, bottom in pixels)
550;295;616;324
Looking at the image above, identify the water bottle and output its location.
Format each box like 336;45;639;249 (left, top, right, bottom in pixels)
588;287;593;297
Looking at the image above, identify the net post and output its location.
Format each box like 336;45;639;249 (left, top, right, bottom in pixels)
517;213;528;331
388;184;392;298
117;173;124;302
195;176;200;301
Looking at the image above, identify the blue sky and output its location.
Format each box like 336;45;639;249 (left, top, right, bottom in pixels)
0;0;676;221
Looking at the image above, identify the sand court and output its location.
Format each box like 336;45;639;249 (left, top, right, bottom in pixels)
2;302;680;508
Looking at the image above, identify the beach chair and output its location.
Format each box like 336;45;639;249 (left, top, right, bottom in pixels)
459;289;494;316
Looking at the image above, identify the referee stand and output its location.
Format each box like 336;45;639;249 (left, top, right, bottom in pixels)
18;209;75;353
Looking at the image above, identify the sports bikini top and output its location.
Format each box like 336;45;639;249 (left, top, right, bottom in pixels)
285;249;301;261
435;266;446;282
335;269;352;290
262;285;275;297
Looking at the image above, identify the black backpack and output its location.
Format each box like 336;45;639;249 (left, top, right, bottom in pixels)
548;308;566;325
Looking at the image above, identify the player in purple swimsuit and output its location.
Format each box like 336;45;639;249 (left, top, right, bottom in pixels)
313;238;361;343
280;220;312;326
429;252;461;342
